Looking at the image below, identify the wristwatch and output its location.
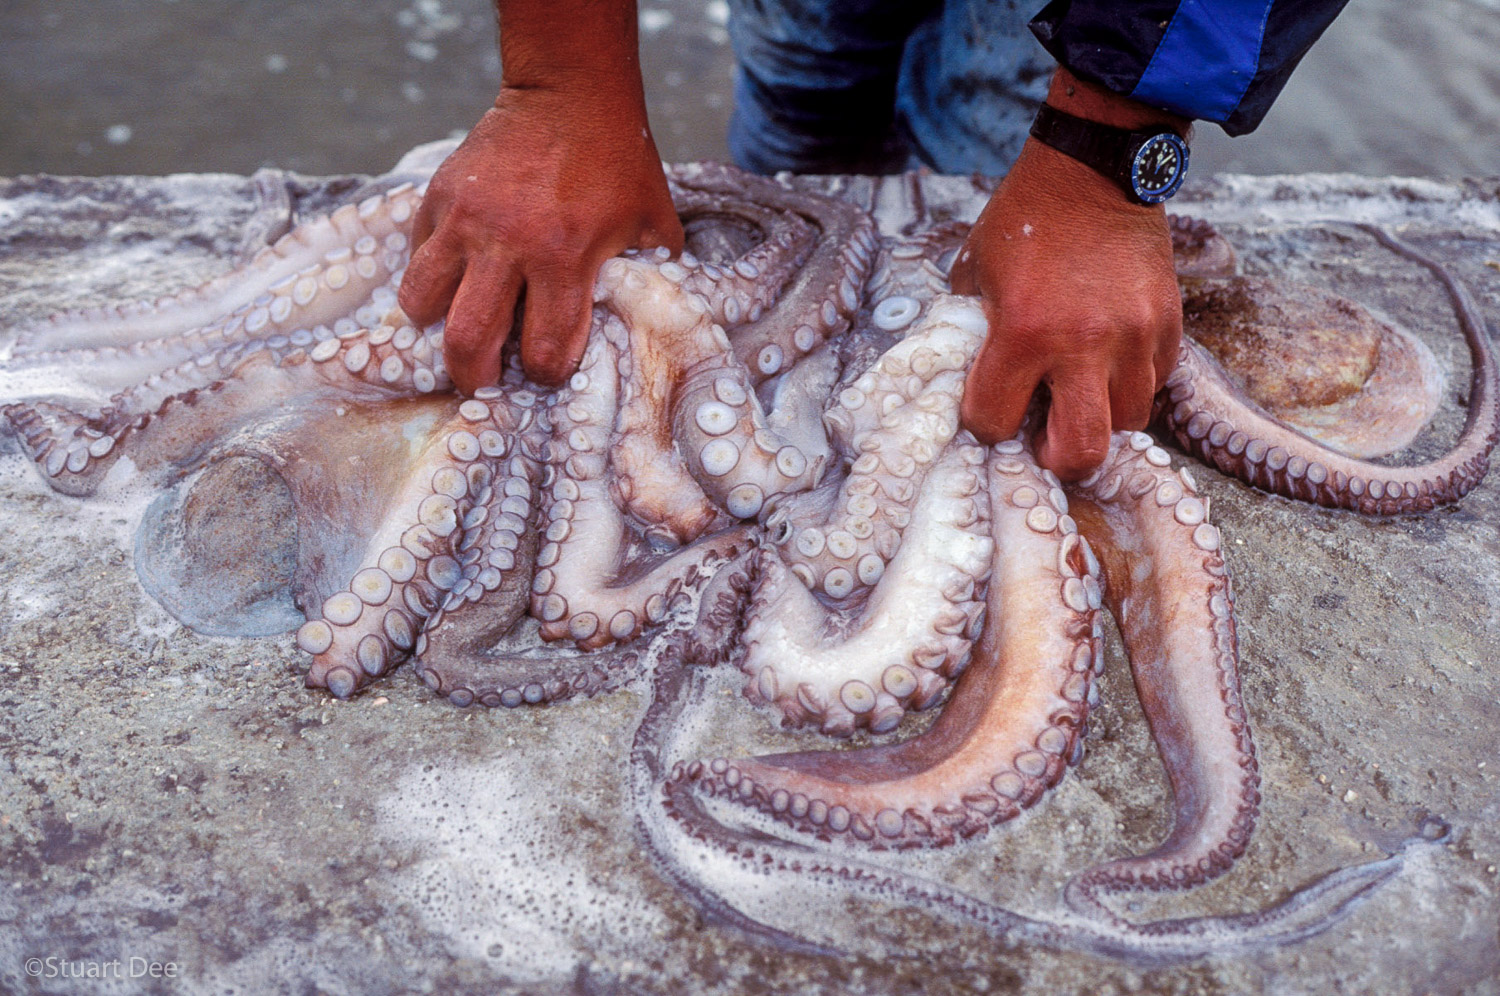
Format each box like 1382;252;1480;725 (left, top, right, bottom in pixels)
1029;104;1190;205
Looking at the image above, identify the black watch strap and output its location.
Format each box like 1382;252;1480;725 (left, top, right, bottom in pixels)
1030;104;1189;205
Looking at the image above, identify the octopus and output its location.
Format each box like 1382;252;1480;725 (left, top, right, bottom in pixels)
3;161;1495;961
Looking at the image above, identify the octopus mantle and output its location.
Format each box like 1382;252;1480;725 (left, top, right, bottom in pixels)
3;160;1495;958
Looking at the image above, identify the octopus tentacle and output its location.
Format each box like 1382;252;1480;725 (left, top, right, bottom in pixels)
99;314;447;437
536;325;755;649
1158;225;1499;513
1167;214;1238;279
424;546;759;710
298;396;540;698
3;321;451;497
1065;432;1259;914
417;628;646;710
680;440;1096;843
404;438;544;705
643;634;1430;960
739;440;993;737
666;179;818;329
671;355;827;520
760;342;841;473
680;548;757;667
866;221;968;316
599;258;825;538
601;262;734;541
671;164;879;383
5;351;330;497
12;183;422;364
771;296;986;599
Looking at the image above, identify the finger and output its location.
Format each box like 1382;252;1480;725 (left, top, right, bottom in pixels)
1109;362;1158;431
961;333;1044;445
398;230;464;327
443;259;522;395
518;261;595;387
948;236;984;295
1036;371;1113;481
408;186;447;252
1153;321;1184;389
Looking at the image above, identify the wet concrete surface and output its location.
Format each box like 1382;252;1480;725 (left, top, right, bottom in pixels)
3;0;1499;179
0;159;1497;993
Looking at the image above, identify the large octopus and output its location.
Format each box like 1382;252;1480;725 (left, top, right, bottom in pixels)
3;160;1495;960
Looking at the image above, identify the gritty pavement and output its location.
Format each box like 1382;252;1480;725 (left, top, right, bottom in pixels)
0;159;1497;994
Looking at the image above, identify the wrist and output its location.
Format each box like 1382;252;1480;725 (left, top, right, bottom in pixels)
1027;68;1191;208
494;76;650;126
1011;137;1165;217
497;0;643;98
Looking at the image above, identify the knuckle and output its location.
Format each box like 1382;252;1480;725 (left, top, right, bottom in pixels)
524;340;579;387
441;313;497;357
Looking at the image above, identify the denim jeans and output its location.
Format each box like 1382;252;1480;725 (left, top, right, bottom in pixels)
727;0;1054;176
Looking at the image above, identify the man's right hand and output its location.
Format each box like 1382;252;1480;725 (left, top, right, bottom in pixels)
397;1;682;394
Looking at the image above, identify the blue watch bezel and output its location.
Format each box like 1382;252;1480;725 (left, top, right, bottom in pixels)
1129;132;1190;205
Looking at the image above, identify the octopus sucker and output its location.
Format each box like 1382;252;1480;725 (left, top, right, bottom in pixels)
4;163;1491;961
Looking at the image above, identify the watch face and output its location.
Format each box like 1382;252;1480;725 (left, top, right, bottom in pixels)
1130;133;1189;204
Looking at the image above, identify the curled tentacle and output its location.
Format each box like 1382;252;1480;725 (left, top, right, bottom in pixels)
536;320;757;649
298;395;540;698
640;622;1440;963
671;163;879;383
667;173;818;329
738;440;992;737
771;296;986;600
417;623;648;709
420;542;757;710
3;321;451;497
597;258;827;539
1158;225;1498;514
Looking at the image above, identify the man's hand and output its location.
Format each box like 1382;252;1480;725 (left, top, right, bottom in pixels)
954;69;1186;480
397;0;682;393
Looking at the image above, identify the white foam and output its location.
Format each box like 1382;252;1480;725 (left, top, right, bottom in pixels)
375;757;670;982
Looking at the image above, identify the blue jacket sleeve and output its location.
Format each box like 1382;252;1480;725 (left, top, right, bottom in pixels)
1029;0;1349;135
